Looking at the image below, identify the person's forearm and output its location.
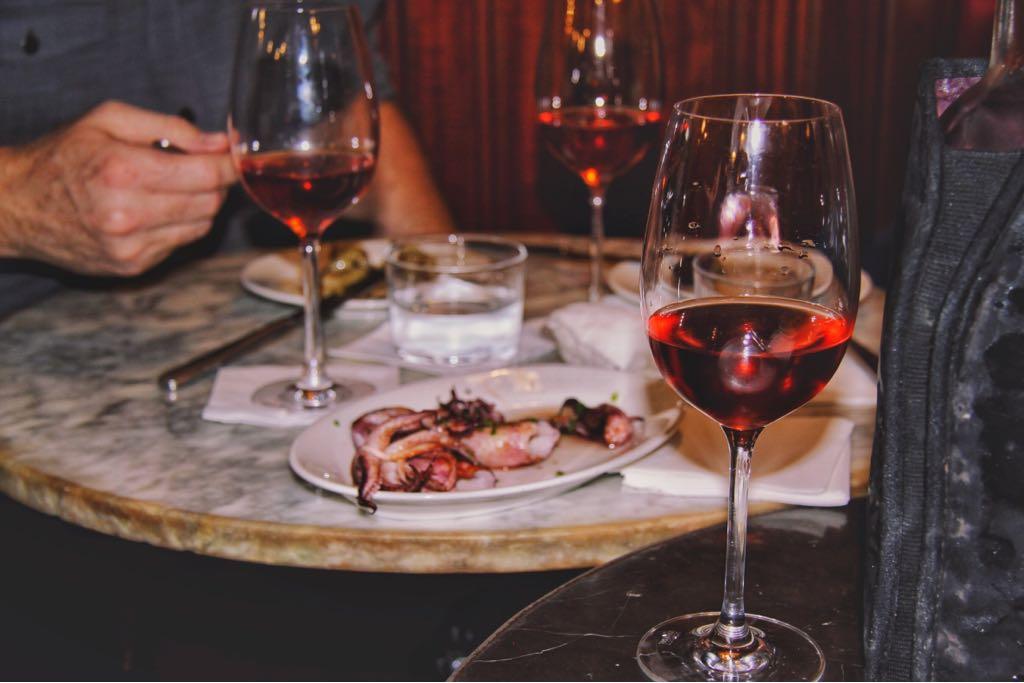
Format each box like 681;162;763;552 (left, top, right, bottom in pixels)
348;102;456;236
0;147;18;257
0;145;35;259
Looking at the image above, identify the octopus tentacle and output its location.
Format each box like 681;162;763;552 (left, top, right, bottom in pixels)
407;449;459;492
380;459;430;492
603;410;638;448
351;452;382;513
351;407;414;448
361;410;437;458
382;428;456;461
551;399;636;448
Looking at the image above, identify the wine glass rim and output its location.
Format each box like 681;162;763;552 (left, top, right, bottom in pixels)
672;93;843;124
386;233;528;274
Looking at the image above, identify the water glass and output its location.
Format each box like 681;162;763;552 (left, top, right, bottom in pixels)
386;234;527;367
693;247;816;299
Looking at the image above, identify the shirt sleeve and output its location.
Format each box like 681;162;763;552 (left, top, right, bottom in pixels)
360;0;396;102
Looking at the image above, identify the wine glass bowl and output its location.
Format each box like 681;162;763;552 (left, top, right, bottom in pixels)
230;2;379;410
637;94;858;681
536;0;663;301
536;107;662;189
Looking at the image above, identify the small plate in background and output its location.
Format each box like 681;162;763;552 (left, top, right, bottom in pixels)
241;238;390;310
607;259;874;306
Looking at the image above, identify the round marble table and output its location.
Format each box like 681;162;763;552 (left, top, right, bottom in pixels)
0;237;880;573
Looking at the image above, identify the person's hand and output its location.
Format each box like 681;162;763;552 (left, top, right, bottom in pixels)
0;101;237;276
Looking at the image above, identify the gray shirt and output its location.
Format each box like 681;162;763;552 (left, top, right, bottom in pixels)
0;0;392;318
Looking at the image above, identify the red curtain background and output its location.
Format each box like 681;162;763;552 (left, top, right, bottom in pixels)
381;0;992;251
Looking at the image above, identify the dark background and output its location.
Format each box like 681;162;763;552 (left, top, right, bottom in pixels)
0;494;580;679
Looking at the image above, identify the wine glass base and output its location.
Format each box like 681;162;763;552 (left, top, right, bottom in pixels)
251;378;375;411
636;612;825;682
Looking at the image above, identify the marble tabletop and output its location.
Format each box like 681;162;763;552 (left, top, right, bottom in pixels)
0;237;879;573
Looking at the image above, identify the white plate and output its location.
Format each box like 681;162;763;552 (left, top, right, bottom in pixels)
241;239;390;310
289;364;681;519
607;259;873;306
606;260;644;305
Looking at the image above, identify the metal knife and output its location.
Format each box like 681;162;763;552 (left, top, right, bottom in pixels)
157;268;385;398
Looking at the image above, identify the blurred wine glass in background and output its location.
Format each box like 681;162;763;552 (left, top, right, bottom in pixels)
536;0;663;301
942;0;1024;150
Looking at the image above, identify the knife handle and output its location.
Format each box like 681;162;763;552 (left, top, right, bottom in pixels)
157;268;385;398
158;309;302;397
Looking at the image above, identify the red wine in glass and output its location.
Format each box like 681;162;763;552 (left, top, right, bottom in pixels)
238;150;376;238
230;3;378;411
535;0;662;303
647;297;852;431
537;106;662;187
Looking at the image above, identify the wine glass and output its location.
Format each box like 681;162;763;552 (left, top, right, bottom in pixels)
941;0;1024;150
229;1;379;410
536;0;663;302
637;95;859;681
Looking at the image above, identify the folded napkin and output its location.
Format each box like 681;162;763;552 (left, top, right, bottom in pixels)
546;298;650;371
329;317;557;375
621;409;854;506
545;299;877;407
202;363;399;428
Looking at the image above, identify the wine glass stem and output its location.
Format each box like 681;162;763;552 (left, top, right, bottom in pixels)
587;187;607;303
298;237;332;392
716;426;763;645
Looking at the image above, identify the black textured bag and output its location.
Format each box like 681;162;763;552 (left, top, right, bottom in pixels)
865;58;1024;680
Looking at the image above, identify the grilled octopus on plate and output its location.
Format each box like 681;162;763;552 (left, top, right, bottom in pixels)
348;392;638;512
550;398;639;448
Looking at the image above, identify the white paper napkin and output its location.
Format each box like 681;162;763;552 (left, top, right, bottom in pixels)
546;298;650;371
202;363;399;428
328;317;557;375
621;409;854;506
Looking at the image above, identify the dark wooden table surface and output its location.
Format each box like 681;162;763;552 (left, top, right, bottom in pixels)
454;500;865;681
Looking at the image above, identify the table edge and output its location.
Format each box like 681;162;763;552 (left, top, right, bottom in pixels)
0;453;800;573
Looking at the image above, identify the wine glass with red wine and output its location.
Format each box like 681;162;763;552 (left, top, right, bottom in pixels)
636;95;859;681
536;0;662;302
230;2;378;410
